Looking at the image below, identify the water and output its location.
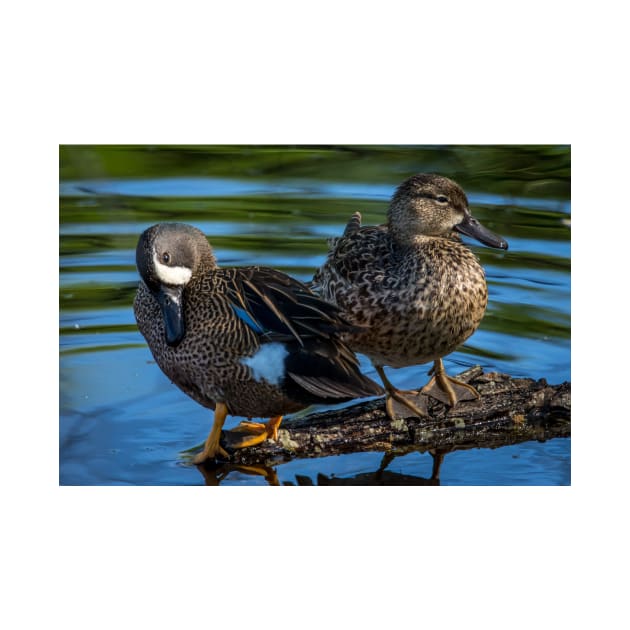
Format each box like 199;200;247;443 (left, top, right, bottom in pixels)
59;145;571;485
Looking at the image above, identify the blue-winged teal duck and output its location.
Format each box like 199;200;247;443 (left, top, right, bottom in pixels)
134;223;383;463
312;174;508;420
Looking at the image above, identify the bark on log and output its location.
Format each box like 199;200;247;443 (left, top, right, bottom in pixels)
210;366;570;472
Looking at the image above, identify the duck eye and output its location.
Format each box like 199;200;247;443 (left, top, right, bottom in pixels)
162;252;171;264
436;195;449;204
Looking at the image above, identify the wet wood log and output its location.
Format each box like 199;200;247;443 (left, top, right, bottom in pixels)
216;366;571;468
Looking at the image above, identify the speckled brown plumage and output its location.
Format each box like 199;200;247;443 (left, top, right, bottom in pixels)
136;271;296;418
134;222;383;462
314;226;488;367
312;173;508;417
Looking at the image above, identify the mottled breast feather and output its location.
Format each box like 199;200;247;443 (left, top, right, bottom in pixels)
313;225;488;368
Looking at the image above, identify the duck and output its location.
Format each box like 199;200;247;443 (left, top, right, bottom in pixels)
133;222;383;464
311;173;508;421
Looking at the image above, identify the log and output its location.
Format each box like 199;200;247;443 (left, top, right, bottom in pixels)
201;366;570;480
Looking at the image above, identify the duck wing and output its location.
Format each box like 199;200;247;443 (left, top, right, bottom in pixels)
223;266;353;346
223;267;383;400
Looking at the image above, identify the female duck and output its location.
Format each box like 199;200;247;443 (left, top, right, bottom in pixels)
312;174;508;420
134;223;382;463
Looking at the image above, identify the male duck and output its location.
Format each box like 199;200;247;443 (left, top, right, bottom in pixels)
134;223;383;463
312;174;508;420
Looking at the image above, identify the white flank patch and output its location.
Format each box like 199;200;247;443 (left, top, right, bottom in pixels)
153;253;192;286
241;342;288;386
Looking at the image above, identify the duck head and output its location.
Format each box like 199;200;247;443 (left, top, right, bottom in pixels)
387;173;508;250
136;223;217;346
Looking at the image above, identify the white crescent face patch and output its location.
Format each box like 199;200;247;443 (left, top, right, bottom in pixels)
153;252;192;286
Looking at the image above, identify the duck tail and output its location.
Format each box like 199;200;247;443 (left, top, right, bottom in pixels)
343;212;362;237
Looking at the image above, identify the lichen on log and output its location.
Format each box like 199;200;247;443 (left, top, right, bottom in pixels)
207;366;570;471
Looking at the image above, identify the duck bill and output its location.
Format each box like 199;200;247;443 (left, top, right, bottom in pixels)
455;213;508;250
157;285;185;346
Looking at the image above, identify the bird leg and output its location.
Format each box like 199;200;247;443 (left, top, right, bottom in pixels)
193;402;230;464
265;416;283;441
421;358;480;406
375;366;428;419
228;415;284;447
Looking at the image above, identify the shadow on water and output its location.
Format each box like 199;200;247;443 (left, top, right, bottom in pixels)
59;145;570;486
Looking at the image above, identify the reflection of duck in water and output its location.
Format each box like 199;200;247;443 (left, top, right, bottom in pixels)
196;462;280;486
134;223;383;463
291;451;445;486
313;174;508;420
196;451;445;486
